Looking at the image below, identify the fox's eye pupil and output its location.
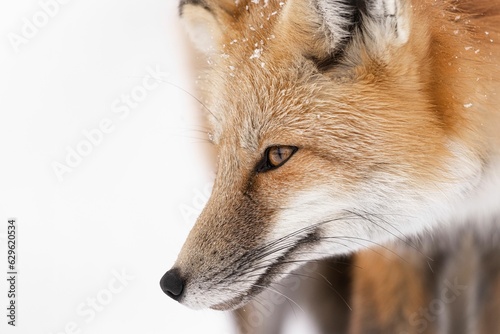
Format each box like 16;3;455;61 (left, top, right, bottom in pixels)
269;147;287;166
256;145;298;173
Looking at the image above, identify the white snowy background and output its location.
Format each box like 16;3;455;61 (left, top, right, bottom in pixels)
0;1;319;333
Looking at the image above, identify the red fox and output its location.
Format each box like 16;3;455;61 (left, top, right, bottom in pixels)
161;0;500;332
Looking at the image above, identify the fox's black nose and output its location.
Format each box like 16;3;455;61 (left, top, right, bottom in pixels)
160;268;185;301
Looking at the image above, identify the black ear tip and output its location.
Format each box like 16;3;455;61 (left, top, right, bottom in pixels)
179;0;188;16
179;0;212;17
160;268;186;301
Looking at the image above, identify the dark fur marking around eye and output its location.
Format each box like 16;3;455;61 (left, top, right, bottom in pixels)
179;0;212;16
254;146;298;173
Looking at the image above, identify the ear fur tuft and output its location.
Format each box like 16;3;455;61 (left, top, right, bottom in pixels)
282;0;411;70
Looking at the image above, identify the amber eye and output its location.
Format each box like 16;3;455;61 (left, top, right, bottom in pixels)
255;146;298;173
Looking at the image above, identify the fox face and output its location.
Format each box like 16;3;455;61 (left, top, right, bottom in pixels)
161;0;500;310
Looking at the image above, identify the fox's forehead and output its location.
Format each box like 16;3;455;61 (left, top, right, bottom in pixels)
207;61;324;151
218;0;286;52
195;1;346;148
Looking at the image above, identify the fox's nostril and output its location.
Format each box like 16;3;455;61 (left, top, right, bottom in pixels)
160;268;185;301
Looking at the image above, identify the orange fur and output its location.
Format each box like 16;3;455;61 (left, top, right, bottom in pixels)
161;0;500;325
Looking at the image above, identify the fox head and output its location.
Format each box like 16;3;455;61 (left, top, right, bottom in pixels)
161;0;498;310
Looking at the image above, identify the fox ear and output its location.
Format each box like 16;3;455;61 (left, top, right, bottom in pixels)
179;0;238;55
281;0;411;64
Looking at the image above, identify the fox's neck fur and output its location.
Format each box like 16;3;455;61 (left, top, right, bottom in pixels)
423;1;500;229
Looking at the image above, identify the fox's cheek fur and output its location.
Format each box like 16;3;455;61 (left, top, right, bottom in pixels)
162;153;317;310
160;0;500;310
